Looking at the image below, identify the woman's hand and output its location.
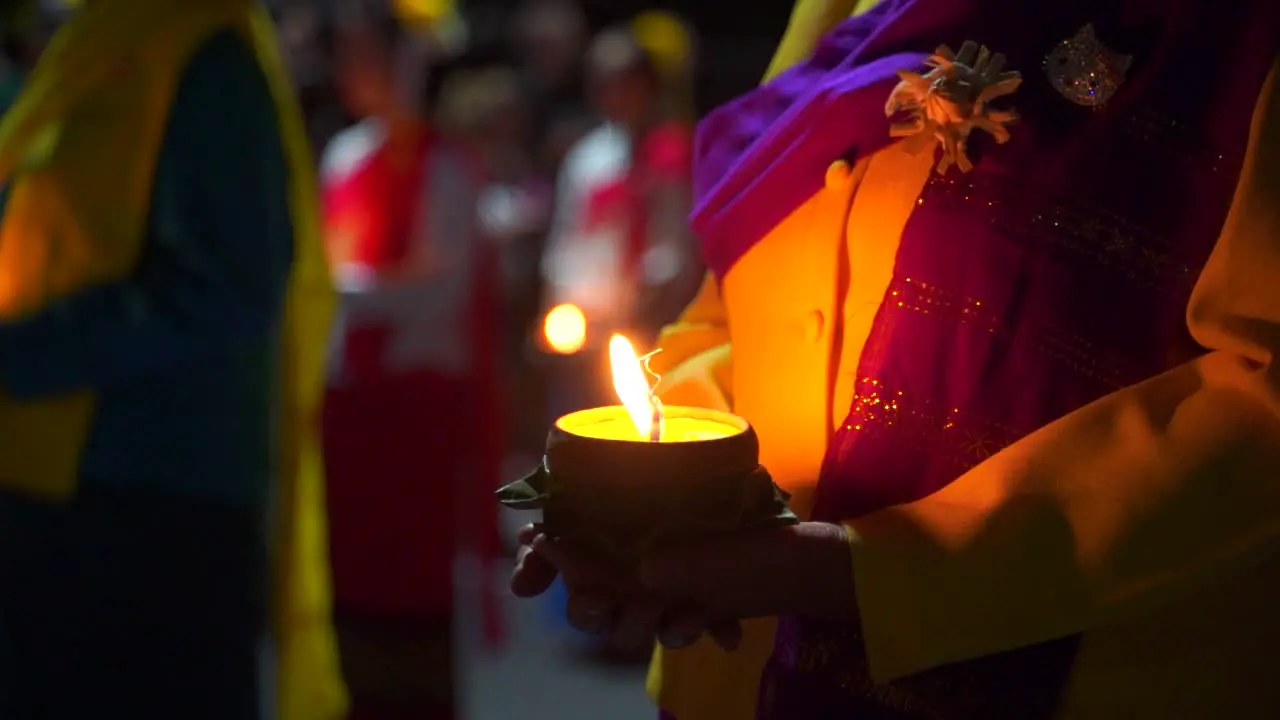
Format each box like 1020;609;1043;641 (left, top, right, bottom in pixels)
510;521;857;651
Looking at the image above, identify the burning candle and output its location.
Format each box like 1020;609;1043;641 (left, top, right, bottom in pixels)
497;334;796;566
595;334;741;444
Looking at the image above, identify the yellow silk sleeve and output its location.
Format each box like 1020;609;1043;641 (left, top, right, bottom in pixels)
651;272;733;411
763;0;880;81
843;58;1280;683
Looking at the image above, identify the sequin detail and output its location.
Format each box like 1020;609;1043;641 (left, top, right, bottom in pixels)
922;174;1196;290
1122;105;1230;172
1043;24;1133;108
889;277;1138;388
835;375;1024;473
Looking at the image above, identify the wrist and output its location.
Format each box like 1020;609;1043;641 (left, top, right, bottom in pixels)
794;521;858;622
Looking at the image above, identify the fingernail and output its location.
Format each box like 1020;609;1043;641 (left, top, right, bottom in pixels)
530;535;558;561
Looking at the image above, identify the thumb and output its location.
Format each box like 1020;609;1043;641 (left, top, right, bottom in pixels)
531;534;627;589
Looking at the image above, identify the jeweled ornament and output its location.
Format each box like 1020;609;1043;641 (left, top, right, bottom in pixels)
1044;24;1133;108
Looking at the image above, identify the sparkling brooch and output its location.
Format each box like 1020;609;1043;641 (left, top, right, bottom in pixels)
885;40;1022;175
1043;24;1133;108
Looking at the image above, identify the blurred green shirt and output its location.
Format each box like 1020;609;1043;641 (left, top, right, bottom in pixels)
0;64;19;110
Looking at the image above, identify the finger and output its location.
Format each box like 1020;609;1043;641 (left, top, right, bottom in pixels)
956;39;978;67
707;620;742;652
510;545;559;598
531;534;620;587
656;608;705;650
516;523;542;547
566;589;615;635
613;597;665;650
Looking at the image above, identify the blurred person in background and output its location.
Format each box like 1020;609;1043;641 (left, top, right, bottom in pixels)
584;12;703;336
540;13;703;373
319;2;504;719
537;117;628;416
272;0;349;157
0;0;342;718
439;65;550;315
531;11;705;656
438;65;554;456
511;0;593;174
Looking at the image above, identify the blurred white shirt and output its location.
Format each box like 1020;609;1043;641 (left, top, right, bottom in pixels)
540;122;632;334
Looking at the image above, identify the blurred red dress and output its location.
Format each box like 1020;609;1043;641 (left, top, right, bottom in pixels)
319;120;503;634
582;120;695;336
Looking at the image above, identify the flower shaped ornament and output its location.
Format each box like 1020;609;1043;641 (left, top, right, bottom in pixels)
885;41;1022;174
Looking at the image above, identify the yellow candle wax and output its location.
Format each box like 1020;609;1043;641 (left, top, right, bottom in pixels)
566;415;742;443
661;418;741;442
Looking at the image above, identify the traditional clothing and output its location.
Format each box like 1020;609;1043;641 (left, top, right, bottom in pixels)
542;121;632;351
541;13;702;356
649;0;1280;717
586;119;699;335
0;2;342;719
320;116;504;717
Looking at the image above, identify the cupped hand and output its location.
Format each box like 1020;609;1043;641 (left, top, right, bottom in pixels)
510;523;704;648
510;522;856;652
510;523;560;598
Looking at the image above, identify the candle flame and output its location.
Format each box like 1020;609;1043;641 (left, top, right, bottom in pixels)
543;303;587;354
608;334;663;441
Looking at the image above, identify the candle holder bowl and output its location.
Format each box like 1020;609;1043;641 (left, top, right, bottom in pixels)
497;406;797;568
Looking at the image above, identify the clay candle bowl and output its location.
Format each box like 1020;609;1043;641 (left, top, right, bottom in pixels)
498;337;795;569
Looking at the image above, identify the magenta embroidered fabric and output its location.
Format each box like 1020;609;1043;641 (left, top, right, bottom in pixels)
684;0;1280;718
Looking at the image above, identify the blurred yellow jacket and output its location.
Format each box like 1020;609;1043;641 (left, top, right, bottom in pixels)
0;2;346;718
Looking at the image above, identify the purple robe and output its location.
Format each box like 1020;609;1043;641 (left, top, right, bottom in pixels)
687;0;1280;717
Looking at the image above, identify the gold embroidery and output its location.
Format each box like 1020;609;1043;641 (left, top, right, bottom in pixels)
1121;105;1231;173
840;376;1022;469
892;277;1136;389
836;282;1141;469
889;277;999;334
